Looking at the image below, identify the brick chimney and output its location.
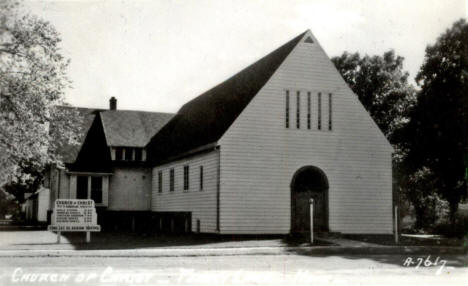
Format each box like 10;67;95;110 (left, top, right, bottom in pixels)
109;97;117;110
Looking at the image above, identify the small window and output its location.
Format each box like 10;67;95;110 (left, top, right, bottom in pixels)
285;90;290;128
304;36;314;43
91;177;102;204
77;176;88;199
124;147;132;161
184;165;189;191
296;91;300;129
307;92;311;129
328;93;333;131
318;92;322;130
199;166;204;191
135;148;142;161
158;171;163;193
169;169;174;192
115;147;123;161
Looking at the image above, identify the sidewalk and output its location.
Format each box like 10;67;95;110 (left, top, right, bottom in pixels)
0;229;466;257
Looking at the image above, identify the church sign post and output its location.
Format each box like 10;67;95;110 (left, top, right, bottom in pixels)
48;199;100;243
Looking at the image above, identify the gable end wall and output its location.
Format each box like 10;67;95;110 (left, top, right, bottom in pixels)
218;34;393;234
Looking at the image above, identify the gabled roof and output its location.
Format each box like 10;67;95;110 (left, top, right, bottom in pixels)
146;31;307;164
100;110;174;147
55;106;102;164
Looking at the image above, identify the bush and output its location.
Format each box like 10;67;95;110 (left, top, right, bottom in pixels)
433;214;468;238
402;167;452;232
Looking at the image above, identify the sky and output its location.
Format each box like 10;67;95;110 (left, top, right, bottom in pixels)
24;0;467;113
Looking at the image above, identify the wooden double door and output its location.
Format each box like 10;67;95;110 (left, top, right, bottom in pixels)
290;166;329;234
291;190;327;233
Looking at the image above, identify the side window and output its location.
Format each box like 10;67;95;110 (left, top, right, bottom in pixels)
199;166;204;191
158;171;163;193
77;176;88;199
115;147;123;161
124;147;132;161
170;169;174;192
91;177;102;204
183;165;189;191
135;148;143;161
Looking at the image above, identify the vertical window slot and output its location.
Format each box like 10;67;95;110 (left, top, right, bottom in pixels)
328;93;332;130
307;92;311;130
285;90;290;128
296;91;300;129
318;92;322;130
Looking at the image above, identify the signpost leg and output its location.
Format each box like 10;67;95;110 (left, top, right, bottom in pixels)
310;199;314;244
86;231;91;243
394;206;399;244
57;231;61;244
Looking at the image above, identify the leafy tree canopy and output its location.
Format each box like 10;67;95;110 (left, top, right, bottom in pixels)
0;0;82;200
401;19;468;216
332;50;416;145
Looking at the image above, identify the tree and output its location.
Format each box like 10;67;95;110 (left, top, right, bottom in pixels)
0;0;82;201
0;188;20;219
402;19;468;221
332;50;423;226
401;167;450;230
332;50;416;142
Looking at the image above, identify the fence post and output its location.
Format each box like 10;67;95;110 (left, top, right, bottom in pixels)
394;206;399;244
310;198;314;244
57;231;61;244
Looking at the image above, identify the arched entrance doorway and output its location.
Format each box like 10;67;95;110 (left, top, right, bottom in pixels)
290;166;329;234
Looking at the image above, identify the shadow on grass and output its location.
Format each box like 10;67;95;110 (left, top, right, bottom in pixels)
0;225;47;231
42;232;320;250
19;231;331;250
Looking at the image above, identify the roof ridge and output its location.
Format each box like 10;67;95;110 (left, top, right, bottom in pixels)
102;109;175;115
147;30;307;164
178;30;308;113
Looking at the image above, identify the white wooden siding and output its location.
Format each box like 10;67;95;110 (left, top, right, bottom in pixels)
108;167;151;211
37;188;50;222
218;31;393;234
152;150;219;233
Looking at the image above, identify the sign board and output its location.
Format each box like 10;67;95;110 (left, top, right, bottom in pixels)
48;199;100;232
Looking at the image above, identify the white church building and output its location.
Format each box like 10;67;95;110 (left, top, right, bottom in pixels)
146;30;394;235
30;30;394;235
